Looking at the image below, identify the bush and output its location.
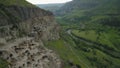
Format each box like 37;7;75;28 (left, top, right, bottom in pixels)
0;58;8;68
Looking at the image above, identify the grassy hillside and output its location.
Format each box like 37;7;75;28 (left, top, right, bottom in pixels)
0;0;34;7
55;0;109;16
56;0;120;27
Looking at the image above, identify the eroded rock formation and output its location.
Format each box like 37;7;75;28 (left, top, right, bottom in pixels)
0;38;61;68
0;0;61;68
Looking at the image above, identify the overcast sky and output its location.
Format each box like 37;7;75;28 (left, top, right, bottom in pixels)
26;0;72;4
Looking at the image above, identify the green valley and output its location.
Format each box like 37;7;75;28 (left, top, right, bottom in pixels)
0;0;120;68
39;0;120;68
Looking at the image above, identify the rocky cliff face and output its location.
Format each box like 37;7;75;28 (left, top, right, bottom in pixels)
0;5;59;40
0;38;61;68
0;1;61;68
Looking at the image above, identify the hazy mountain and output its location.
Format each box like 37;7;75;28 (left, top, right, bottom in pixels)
37;3;64;14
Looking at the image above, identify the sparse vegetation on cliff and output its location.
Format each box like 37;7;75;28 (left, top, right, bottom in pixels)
0;0;34;7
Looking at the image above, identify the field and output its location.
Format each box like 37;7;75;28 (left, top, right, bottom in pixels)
72;29;120;52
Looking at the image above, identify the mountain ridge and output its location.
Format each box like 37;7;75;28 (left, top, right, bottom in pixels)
56;0;120;27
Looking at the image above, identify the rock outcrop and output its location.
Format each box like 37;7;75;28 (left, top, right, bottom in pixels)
0;38;61;68
0;0;61;68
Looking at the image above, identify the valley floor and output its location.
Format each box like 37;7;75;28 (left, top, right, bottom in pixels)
45;26;120;68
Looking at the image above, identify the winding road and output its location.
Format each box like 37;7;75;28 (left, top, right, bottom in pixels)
66;29;90;68
67;29;120;59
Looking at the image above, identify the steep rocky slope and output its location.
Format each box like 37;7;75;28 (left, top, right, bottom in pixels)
0;0;61;68
0;38;61;68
